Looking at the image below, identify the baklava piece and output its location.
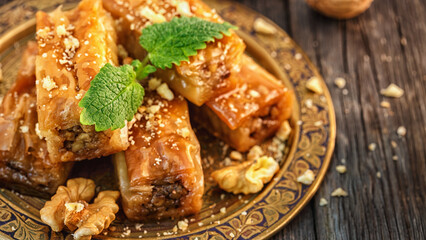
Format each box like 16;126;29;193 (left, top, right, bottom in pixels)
113;91;203;221
0;42;73;196
191;55;294;152
103;0;246;105
35;0;128;162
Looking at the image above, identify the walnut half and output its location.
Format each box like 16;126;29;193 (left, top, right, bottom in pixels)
40;178;120;240
211;156;279;194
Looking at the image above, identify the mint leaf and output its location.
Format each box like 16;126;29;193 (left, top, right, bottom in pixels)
132;60;157;80
79;63;144;131
140;16;237;69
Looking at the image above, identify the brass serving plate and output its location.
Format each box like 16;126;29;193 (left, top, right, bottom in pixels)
0;0;336;239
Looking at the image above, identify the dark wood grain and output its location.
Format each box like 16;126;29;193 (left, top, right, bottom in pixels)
0;0;424;239
235;0;426;239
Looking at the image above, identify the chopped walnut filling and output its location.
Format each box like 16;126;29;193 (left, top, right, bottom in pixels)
60;126;100;153
138;182;189;215
40;178;120;240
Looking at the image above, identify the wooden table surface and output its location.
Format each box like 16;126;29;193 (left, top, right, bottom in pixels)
232;0;426;239
0;0;425;239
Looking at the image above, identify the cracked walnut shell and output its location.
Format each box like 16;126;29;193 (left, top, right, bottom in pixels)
211;156;279;194
40;178;120;240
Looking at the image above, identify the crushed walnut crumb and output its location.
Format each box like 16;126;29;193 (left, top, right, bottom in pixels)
319;198;328;206
276;120;291;141
397;126;406;137
56;24;68;37
36;27;52;39
253;18;277;34
336;165;347;174
380;83;404;98
247;145;263;161
229;151;243;161
334;77;346;89
368;143;377;151
140;7;166;23
177;220;188;231
148;77;162;91
156;83;174;101
42;76;57;91
331;188;348;197
175;1;192;16
380;101;391;108
177;127;190;138
306;77;323;94
297;169;315;185
305;98;313;108
20;125;29;133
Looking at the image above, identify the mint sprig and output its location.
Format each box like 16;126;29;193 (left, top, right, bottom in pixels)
79;63;144;131
79;17;236;131
140;16;237;69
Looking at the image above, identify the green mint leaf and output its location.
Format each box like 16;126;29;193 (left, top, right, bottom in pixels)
132;59;157;79
140;16;237;69
79;63;144;131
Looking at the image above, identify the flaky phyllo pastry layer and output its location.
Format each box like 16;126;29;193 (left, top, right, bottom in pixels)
35;0;128;162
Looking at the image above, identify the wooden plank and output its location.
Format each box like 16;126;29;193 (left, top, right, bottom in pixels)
236;0;426;239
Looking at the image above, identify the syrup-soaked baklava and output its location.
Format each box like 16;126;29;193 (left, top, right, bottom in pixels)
103;0;246;106
0;42;73;196
113;92;203;221
35;0;128;162
191;55;294;152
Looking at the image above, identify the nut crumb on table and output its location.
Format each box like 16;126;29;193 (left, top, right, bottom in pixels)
334;77;346;89
368;143;377;151
319;198;328;206
380;83;404;98
331;188;348;197
336;165;347;174
380;101;391;108
397;126;407;137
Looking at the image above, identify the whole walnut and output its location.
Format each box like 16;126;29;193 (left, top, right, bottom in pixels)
211;156;279;195
40;178;120;240
305;0;374;19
